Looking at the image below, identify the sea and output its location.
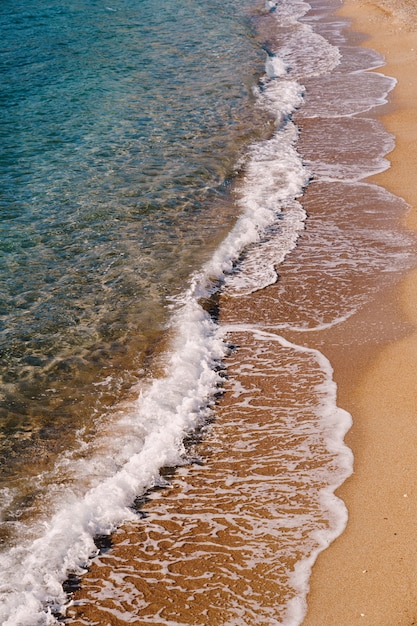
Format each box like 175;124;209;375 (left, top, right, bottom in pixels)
0;0;415;624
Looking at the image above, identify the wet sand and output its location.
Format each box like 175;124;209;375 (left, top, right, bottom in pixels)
65;1;417;624
303;0;417;624
66;328;347;625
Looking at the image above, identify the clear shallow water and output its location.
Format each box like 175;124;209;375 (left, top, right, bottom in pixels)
0;0;269;473
1;0;416;624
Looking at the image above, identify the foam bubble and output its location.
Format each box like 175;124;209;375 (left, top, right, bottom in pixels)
265;53;289;78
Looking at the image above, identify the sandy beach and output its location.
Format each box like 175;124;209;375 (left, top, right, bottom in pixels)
303;1;417;624
64;1;417;625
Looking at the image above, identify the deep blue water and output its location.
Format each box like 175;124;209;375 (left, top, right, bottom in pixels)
0;0;268;474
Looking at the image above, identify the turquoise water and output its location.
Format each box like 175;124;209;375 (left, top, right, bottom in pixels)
0;0;269;475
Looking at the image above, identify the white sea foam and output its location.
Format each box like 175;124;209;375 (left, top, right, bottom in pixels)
267;0;311;22
191;81;309;298
267;0;341;78
222;117;308;294
276;25;341;79
187;78;308;301
265;53;288;78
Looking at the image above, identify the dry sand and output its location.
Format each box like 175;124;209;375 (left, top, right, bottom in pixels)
303;1;417;624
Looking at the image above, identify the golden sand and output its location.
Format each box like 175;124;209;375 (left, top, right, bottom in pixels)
302;1;417;624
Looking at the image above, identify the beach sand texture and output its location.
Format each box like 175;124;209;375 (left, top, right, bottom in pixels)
66;1;417;624
303;0;417;624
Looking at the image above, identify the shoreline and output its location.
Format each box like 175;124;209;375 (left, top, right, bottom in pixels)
303;1;417;623
63;1;417;624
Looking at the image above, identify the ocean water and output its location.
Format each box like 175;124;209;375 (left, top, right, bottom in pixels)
0;0;415;624
0;0;269;471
